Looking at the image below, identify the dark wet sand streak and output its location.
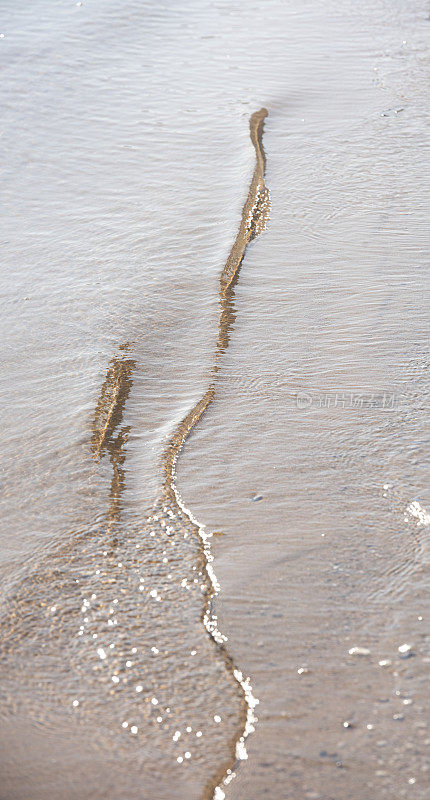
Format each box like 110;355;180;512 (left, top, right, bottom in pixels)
91;349;136;526
163;107;269;497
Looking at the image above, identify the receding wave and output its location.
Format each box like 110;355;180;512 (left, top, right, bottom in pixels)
0;109;270;800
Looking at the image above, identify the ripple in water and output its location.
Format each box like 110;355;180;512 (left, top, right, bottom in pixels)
0;109;269;800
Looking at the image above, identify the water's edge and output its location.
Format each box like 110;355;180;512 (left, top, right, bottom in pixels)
161;108;270;799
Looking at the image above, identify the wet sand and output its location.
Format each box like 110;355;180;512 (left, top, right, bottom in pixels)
0;108;270;800
1;0;429;798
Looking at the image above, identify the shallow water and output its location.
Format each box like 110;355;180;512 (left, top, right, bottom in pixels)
1;0;429;798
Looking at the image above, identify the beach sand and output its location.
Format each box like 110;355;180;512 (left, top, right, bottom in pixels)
1;1;429;798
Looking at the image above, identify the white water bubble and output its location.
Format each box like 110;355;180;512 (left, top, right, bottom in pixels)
398;643;413;657
348;646;370;656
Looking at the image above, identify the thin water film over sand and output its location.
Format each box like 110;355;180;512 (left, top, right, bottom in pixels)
0;110;269;800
